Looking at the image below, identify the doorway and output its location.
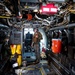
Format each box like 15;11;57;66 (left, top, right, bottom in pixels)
22;28;47;63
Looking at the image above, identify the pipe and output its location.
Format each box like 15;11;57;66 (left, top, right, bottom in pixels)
49;23;75;30
5;7;11;15
0;3;11;16
7;18;13;26
35;14;52;25
35;14;43;20
64;29;68;37
27;5;39;10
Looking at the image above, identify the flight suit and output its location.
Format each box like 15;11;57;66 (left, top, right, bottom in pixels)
32;31;42;62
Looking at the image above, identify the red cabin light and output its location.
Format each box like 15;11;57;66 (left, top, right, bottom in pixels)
40;3;58;15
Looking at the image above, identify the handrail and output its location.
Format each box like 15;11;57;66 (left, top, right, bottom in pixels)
49;55;70;74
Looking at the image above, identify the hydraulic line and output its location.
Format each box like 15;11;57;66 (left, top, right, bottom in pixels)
19;66;45;75
0;16;11;18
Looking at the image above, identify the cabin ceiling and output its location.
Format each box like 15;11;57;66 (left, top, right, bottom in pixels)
0;0;75;32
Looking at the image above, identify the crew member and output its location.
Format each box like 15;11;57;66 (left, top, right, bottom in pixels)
32;28;42;62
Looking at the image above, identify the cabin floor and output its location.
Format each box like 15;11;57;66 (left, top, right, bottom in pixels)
15;59;57;75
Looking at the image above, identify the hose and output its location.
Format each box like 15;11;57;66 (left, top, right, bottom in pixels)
0;3;11;16
19;66;45;75
0;16;11;18
35;14;51;25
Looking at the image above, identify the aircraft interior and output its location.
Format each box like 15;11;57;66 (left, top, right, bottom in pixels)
0;0;75;75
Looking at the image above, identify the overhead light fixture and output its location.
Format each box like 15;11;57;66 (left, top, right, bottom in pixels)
40;3;58;15
34;9;38;12
39;9;42;13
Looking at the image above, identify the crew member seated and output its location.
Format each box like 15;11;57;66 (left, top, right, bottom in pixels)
25;32;33;46
24;32;33;52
